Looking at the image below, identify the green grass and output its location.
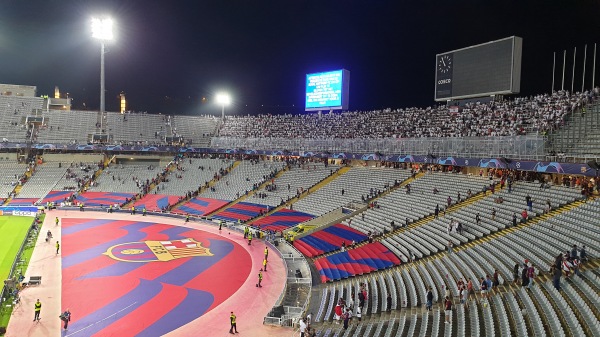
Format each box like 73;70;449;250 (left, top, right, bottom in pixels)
0;215;42;331
0;216;34;282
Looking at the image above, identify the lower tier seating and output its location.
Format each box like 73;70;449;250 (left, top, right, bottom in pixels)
293;223;368;257
315;242;401;283
132;194;181;212
252;209;315;232
171;197;229;216
212;201;269;222
75;191;135;206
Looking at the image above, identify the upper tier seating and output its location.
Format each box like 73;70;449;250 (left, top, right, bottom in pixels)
106;112;167;144
218;90;596;139
35;110;98;143
171;115;220;146
0;95;44;142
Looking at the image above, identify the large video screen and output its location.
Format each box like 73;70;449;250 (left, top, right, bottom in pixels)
305;69;350;111
435;36;522;101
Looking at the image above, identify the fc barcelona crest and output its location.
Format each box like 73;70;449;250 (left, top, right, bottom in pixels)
104;238;213;262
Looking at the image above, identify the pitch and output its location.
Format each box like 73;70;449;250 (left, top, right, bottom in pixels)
0;216;34;282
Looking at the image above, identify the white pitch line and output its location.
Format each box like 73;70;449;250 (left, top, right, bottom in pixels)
65;301;138;336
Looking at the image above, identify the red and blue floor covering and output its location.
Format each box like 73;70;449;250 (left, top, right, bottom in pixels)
212;201;269;222
7;198;39;205
252;209;315;232
41;190;74;204
75;191;136;207
133;194;181;212
293;223;368;257
61;218;251;336
171;197;230;216
314;242;401;283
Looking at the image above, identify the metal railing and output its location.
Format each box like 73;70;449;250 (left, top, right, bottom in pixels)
263;240;313;326
211;135;547;160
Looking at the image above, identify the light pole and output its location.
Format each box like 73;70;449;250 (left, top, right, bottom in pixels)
216;92;231;120
91;17;114;131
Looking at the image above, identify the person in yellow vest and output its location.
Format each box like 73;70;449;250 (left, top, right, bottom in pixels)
56;241;60;255
143;208;146;216
55;217;59;226
79;203;84;212
131;206;136;215
257;271;263;288
186;214;190;222
34;299;41;321
243;226;249;239
109;205;113;213
247;231;252;246
264;247;269;261
263;258;268;272
229;311;238;334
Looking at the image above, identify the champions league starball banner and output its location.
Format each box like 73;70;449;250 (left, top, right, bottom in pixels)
0;206;39;216
0;142;596;177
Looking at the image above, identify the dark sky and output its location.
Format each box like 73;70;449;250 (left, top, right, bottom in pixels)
0;0;599;116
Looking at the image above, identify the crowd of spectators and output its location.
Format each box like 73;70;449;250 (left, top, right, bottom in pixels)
218;89;598;140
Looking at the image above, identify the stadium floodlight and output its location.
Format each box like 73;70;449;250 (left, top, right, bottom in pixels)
91;18;114;41
92;17;114;132
216;92;231;119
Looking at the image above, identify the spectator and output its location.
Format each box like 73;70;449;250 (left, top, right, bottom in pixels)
580;245;587;263
444;296;452;324
426;287;433;311
527;263;536;288
551;263;562;291
570;245;578;259
521;209;528;223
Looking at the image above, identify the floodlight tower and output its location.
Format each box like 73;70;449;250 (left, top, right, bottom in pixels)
91;17;114;130
216;92;231;120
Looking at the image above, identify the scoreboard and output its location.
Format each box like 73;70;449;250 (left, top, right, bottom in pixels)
305;69;350;111
435;36;522;101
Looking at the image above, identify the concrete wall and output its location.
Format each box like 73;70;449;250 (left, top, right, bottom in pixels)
41;153;104;163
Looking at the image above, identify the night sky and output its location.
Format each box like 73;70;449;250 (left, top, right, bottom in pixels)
0;0;599;116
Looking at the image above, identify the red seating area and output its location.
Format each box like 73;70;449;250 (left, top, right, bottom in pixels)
314;242;401;283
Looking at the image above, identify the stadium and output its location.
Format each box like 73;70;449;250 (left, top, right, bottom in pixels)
1;2;599;337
